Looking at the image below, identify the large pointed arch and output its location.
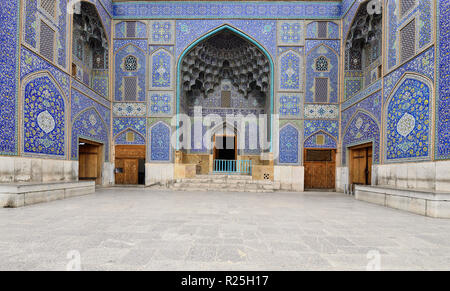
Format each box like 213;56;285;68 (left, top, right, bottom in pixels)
176;24;275;152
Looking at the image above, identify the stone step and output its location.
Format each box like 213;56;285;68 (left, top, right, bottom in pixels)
170;174;276;193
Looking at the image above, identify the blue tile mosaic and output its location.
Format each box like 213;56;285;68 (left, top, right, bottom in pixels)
71;108;109;161
305;44;339;103
113;117;146;138
23;74;66;157
304;131;337;149
150;121;171;161
113;2;341;20
342;111;380;164
0;0;20;155
114;44;146;101
437;0;450;160
279;124;299;164
176;20;276;59
385;77;432;162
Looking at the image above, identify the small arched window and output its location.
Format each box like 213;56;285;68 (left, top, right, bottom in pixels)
124;55;138;71
315;56;329;72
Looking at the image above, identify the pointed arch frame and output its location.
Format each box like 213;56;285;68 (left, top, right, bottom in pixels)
176;24;275;152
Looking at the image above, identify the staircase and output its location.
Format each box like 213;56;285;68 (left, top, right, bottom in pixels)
171;174;279;193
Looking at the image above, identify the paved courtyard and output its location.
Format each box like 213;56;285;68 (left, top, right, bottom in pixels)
1;188;450;271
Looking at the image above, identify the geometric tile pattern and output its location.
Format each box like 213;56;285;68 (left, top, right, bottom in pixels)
341;90;382;133
437;0;450;160
304;104;339;119
150;121;171;161
278;93;301;118
306;21;339;39
115;129;146;145
277;21;304;46
387;0;433;70
344;78;362;100
176;20;276;59
113;117;146;138
305;45;338;103
115;21;147;38
279;50;301;91
0;0;20;155
71;89;110;129
113;2;342;19
279;124;299;164
342;111;380;164
149;91;173;116
304;120;339;139
385;78;431;161
150;20;175;44
115;44;146;101
113;103;146;117
383;47;434;104
304;132;337;149
71;108;109;162
150;49;172;89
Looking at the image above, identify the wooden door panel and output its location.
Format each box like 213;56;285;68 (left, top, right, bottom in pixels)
350;145;372;186
115;159;125;184
326;162;336;188
304;149;336;189
124;159;138;185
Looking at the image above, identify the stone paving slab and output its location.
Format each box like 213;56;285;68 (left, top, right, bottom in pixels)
1;188;450;270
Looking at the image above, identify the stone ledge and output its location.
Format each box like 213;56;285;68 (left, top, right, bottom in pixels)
355;185;450;218
0;181;95;208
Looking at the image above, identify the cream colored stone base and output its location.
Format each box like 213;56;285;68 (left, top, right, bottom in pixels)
274;165;304;192
0;181;95;208
145;163;174;186
355;185;450;218
373;161;450;192
0;156;78;183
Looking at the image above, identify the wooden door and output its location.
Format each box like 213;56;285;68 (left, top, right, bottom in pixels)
114;145;145;185
124;159;139;184
304;149;336;189
79;141;102;184
350;144;372;185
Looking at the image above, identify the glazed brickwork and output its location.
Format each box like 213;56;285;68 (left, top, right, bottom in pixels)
0;0;445;180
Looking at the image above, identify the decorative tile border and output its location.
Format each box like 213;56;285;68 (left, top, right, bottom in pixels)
113;103;146;117
0;0;20;155
436;0;450;160
113;2;342;19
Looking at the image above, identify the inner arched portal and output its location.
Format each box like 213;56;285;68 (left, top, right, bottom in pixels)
178;28;272;175
344;0;382;100
180;30;271;117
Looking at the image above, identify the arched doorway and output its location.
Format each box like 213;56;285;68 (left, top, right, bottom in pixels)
176;26;273;175
344;1;382;101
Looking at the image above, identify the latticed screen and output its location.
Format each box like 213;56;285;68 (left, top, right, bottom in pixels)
401;0;416;17
318;22;328;38
315;78;328;103
221;91;231;108
124;77;137;101
400;19;416;63
306;149;332;162
315;56;328;72
40;0;56;18
127;22;137;38
124;55;138;71
40;21;55;61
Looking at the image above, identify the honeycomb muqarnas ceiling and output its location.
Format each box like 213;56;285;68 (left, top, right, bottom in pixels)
181;30;270;101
